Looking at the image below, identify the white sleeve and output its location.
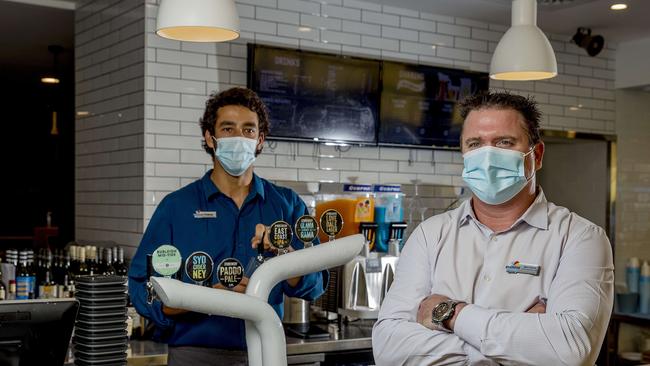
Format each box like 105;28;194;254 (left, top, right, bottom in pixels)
454;225;614;366
372;223;493;366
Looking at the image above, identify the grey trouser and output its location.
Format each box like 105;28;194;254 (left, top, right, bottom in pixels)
167;346;248;366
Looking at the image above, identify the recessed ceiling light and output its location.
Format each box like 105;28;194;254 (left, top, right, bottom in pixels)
41;77;60;84
76;111;90;116
431;45;437;49
298;26;311;32
610;3;627;10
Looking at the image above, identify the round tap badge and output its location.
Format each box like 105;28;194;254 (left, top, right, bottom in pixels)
151;244;182;277
269;220;293;250
185;251;214;284
295;215;319;244
320;209;343;237
217;258;244;288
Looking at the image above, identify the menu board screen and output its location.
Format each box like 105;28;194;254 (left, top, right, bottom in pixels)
379;61;489;148
248;44;380;145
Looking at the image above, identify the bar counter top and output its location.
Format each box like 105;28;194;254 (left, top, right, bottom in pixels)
124;320;373;365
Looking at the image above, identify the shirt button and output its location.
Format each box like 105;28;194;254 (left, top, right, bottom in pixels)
484;275;491;282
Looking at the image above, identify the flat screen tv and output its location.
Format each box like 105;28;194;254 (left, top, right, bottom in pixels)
248;44;380;145
379;61;489;148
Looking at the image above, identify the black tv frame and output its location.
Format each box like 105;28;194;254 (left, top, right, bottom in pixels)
378;60;489;150
246;43;489;150
247;44;381;146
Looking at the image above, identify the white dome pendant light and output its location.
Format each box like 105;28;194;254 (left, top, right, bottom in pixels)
490;0;557;81
157;0;240;42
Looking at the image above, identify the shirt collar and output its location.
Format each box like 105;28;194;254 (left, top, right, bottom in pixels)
200;170;266;201
513;188;548;230
458;188;548;230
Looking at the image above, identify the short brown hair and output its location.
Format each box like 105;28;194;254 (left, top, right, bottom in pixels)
459;91;542;146
200;87;271;155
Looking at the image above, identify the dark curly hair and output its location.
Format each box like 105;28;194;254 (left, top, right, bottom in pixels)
460;91;542;146
199;87;271;156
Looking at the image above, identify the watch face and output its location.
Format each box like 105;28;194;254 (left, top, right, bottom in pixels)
433;302;451;320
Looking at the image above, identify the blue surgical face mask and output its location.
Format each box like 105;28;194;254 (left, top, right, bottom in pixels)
461;146;535;205
213;136;257;176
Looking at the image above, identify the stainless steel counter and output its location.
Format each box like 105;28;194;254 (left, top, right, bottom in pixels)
124;320;373;365
286;321;373;355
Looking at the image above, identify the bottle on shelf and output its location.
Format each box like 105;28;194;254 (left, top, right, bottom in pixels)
8;280;16;300
640;261;650;314
88;246;100;276
102;248;116;276
114;247;128;276
0;266;6;300
16;252;30;300
77;246;90;277
67;245;79;278
27;250;37;299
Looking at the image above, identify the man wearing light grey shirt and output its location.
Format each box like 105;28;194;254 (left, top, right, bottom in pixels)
372;92;614;365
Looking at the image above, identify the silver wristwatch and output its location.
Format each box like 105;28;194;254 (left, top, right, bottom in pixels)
431;300;461;331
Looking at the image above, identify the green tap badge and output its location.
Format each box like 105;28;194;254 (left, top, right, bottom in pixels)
151;244;182;277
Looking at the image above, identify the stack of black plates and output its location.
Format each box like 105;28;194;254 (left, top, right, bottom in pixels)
73;275;128;366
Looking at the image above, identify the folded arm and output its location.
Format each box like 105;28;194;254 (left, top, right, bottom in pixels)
372;224;489;365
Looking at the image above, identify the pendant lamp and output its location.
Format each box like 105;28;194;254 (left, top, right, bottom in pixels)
156;0;240;42
490;0;557;81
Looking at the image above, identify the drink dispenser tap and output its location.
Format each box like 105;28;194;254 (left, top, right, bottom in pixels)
359;222;378;256
388;222;408;256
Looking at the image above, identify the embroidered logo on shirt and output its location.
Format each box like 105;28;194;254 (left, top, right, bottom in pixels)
505;261;541;276
193;210;217;219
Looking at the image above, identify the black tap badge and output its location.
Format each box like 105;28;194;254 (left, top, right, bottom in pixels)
295;215;319;244
269;220;293;250
185;251;214;284
320;209;343;237
217;258;244;288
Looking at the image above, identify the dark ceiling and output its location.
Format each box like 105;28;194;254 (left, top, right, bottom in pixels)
0;1;74;83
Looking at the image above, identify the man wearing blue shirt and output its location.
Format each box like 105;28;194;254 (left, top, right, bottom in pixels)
129;87;328;365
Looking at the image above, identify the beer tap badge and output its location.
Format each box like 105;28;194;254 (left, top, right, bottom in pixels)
185;251;214;284
152;244;182;277
269;220;293;250
295;215;319;243
320;209;343;237
217;258;244;288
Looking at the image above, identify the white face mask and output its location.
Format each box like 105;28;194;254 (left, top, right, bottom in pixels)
213;136;257;176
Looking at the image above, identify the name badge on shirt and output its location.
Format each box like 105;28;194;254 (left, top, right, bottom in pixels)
193;210;217;219
505;261;541;276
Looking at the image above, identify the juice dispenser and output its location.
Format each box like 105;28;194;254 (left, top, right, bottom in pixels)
315;184;375;243
373;185;404;252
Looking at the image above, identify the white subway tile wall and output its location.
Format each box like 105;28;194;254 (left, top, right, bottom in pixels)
75;0;146;250
77;0;618;249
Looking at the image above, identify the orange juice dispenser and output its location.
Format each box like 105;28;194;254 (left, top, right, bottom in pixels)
315;184;375;243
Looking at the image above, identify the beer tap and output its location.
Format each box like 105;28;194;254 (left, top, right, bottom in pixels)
146;254;156;304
